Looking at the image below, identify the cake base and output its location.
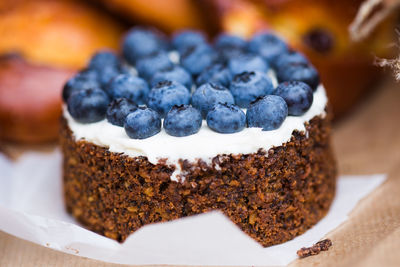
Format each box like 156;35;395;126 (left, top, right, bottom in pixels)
60;113;336;247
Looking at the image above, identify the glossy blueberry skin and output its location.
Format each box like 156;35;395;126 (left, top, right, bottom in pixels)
273;81;313;116
191;83;235;118
180;43;216;75
276;62;320;91
88;51;120;71
248;32;288;63
273;51;308;69
214;33;247;50
106;74;149;105
229;71;274;108
67;88;110;123
106;98;138;127
151;66;192;91
246;95;288;131
147;81;191;117
196;63;232;87
122;27;167;64
136;52;174;81
206;103;246;133
163;105;202;137
228;53;269;76
124;107;161;139
62;69;99;102
172;30;206;53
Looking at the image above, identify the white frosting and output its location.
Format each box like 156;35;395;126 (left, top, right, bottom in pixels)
64;85;327;182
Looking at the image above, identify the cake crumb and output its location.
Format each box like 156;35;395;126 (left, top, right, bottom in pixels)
297;239;332;258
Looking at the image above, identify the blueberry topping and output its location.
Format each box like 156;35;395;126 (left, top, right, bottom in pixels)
214;34;247;62
180;43;216;75
191;83;235;118
246;95;288;131
105;74;149;105
164;105;202;137
106;98;138;126
151;66;192;91
273;81;313;116
62;69;99;102
136;52;174;81
230;71;274;108
206;103;246;133
122;27;167;64
276;62;320;91
67;88;109;123
273;51;308;69
196;63;232;87
124;107;161;139
88;50;120;71
172;30;207;53
214;33;247;50
248;32;288;63
228;53;269;76
97;66;122;88
147;80;191;117
303;28;334;54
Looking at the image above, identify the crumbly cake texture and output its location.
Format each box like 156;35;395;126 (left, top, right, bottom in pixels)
61;111;336;246
297;239;333;258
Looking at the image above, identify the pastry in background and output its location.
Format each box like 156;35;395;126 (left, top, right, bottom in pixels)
96;0;218;34
0;0;124;144
206;0;397;118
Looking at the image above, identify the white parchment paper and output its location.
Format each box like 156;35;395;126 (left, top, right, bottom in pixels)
0;149;386;266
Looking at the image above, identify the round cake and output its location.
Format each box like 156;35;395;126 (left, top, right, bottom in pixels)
60;27;336;247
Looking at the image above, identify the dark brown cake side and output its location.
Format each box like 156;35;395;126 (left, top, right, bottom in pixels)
61;113;336;247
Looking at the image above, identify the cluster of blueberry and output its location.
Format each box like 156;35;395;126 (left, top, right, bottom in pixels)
63;27;319;139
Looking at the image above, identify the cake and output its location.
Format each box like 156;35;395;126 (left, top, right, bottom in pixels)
60;27;336;247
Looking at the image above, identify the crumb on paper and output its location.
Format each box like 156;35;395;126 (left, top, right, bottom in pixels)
297;239;332;259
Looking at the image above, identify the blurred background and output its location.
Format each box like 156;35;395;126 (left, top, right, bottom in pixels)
0;0;398;146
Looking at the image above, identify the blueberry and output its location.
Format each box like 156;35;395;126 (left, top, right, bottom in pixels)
97;66;122;88
273;51;308;69
67;88;109;123
62;69;99;102
246;95;288;131
124;107;161;139
164;105;202;137
136;52;174;81
191;83;234;118
206;103;246;133
180;43;216;75
218;47;246;62
229;71;274;108
276;62;320;91
122;27;167;64
172;30;206;53
88;50;120;71
106;74;149;105
147;80;191;117
214;33;247;50
214;34;247;62
106;98;138;126
273;81;313;116
196;63;232;87
228;53;269;76
248;32;288;63
151;66;192;90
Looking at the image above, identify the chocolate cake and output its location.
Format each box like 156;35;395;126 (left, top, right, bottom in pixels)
60;27;337;247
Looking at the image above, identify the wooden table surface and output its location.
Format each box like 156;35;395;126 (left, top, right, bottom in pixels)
1;80;399;267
